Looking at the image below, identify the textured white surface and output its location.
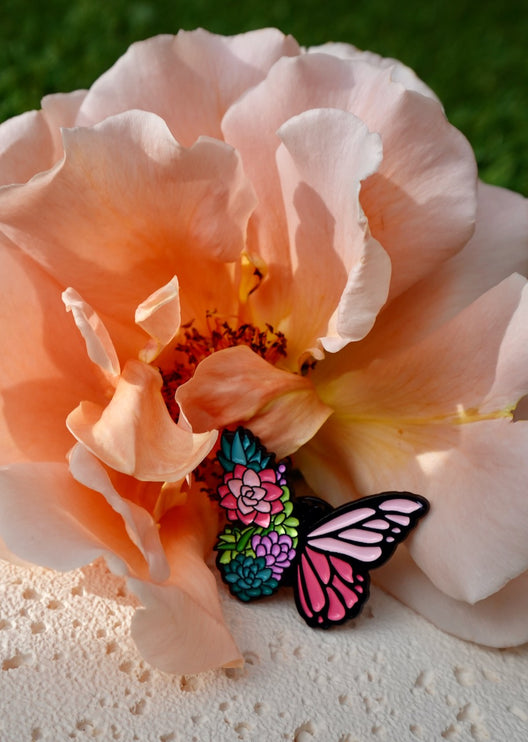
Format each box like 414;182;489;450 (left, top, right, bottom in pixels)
0;558;527;742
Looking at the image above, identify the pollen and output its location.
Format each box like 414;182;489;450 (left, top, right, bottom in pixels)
160;313;287;423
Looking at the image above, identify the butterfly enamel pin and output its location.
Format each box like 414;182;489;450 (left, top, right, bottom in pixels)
214;427;429;628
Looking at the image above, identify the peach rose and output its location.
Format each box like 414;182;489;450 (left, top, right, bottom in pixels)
0;29;527;672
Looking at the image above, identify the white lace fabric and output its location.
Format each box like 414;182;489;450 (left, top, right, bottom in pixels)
0;558;527;741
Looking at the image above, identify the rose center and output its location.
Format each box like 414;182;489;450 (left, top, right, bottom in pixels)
160;313;287;422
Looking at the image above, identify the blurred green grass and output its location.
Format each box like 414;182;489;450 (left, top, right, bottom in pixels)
1;0;526;194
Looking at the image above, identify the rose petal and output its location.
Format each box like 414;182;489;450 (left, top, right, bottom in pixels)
408;419;528;604
135;276;181;363
308;43;441;103
0;90;86;185
223;53;477;310
67;359;217;481
176;345;333;458
355;182;528;359
62;287;120;381
0;110;256;360
275;108;390;357
40;90;88;160
152;480;188;523
0;462;145;576
302;419;528;608
129;575;242;674
300;276;528;604
375;547;528;648
77;29;299;146
338;274;528;423
0;246;108;465
300;274;528;503
0;536;34;568
129;486;242;673
41;90;88;126
68;444;169;582
355;71;477;298
0;111;56;186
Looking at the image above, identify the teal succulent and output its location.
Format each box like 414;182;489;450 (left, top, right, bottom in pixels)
217;427;272;473
222;553;279;601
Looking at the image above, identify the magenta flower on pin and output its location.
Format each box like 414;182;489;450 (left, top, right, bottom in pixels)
219;464;284;527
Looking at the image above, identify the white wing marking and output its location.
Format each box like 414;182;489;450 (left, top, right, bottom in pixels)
307;536;382;562
340;528;384;544
379;499;423;513
308;508;376;537
363;519;390;530
387;513;410;526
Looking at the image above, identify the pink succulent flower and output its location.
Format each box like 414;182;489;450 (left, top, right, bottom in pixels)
0;28;527;673
219;464;284;527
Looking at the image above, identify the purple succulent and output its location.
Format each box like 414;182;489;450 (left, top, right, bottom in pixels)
251;531;296;580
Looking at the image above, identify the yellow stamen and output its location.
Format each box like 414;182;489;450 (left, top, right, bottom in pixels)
238;251;267;305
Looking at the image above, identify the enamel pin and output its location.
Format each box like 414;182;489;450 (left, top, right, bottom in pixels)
214;427;429;628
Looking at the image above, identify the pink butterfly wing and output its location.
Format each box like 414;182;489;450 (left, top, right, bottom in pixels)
294;492;428;628
295;546;369;628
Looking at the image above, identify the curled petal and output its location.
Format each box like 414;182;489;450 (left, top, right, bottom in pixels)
176;346;333;458
40;90;88;126
275;108;390;357
0;246;108;465
68;444;169;582
408;420;528;604
135;276;181;363
302;277;528;605
0;462;145;577
325;274;528;427
129;575;242;674
301;274;528;503
67;359;217;481
307;42;441;102
425;181;528;334
357;182;528;358
355;71;477;298
223;53;477;317
0;90;86;186
152;480;188;523
0;111;58;186
375;548;528;648
62;287;120;381
77;29;300;145
0;110;256;360
129;486;242;673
